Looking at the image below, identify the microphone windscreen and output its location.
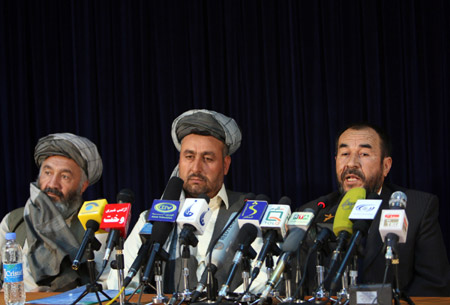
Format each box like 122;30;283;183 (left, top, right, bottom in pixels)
333;187;366;236
281;228;306;252
234;223;258;248
256;194;271;203
151;222;174;244
244;192;256;201
197;193;210;204
162;177;184;200
389;191;407;209
278;196;292;205
86;219;100;231
352;220;371;236
367;192;381;200
117;188;135;204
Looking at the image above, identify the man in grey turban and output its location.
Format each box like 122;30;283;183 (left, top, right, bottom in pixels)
0;133;107;292
108;109;266;295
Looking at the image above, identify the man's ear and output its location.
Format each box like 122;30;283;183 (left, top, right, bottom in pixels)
223;155;231;175
80;180;89;194
383;156;392;177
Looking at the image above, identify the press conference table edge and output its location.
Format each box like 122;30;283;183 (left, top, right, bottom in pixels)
1;292;448;305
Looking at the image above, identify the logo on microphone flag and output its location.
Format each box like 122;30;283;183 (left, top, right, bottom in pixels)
147;199;180;222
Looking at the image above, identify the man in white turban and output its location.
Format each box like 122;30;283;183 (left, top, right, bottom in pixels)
0;133;107;292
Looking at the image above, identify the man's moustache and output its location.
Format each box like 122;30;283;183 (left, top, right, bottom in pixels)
43;187;64;198
341;169;365;181
188;174;207;181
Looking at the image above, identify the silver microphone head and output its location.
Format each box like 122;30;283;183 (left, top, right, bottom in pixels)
389;191;407;209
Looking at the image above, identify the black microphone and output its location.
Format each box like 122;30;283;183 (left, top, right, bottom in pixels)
72;220;101;270
141;176;184;284
217;223;258;301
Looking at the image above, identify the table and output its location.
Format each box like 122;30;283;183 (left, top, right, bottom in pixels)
0;293;449;305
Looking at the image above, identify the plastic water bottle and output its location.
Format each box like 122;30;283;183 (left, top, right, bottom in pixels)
2;232;25;305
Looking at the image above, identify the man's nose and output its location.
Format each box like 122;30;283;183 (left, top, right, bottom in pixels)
346;153;361;168
47;175;61;189
191;157;203;173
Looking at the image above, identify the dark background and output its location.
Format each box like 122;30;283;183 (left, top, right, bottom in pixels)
1;1;449;259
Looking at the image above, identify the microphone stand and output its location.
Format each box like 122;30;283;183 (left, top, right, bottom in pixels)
387;246;414;305
281;263;294;303
71;239;112;305
309;251;335;304
240;256;253;302
265;255;283;301
142;243;170;304
110;237;132;305
206;264;218;302
180;244;193;303
293;247;304;303
335;265;349;305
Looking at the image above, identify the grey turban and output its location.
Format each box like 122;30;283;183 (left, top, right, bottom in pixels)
34;133;103;185
171;109;242;155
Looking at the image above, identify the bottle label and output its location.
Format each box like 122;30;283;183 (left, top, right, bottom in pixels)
3;263;23;283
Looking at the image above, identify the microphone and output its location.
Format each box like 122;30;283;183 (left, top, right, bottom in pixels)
251;198;292;283
217;223;259;300
177;194;211;247
191;218;238;300
379;191;408;260
72;199;108;270
326;187;366;279
122;223;153;288
100;189;134;269
190;193;256;302
124;177;183;288
141;176;184;284
237;195;270;234
258;228;306;304
329;192;383;293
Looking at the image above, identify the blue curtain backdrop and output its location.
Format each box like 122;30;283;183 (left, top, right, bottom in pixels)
1;1;449;258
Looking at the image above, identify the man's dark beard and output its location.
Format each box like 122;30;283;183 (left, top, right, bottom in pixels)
338;166;384;195
40;186;83;218
184;173;212;197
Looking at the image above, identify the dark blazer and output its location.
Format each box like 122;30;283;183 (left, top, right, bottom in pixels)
300;183;450;296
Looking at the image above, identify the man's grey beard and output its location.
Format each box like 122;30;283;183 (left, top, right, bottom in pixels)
37;181;84;218
53;190;83;218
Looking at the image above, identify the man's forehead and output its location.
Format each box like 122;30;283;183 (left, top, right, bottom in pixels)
180;134;225;150
338;128;380;148
41;155;81;172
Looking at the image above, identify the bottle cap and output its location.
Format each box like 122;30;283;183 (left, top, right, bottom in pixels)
5;232;16;240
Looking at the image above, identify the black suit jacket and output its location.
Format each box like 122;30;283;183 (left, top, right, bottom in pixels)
300;183;450;296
